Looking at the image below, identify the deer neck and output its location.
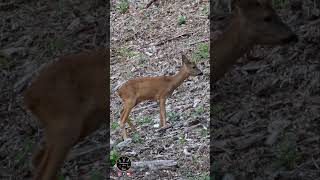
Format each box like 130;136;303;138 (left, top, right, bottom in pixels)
211;17;254;82
170;67;190;90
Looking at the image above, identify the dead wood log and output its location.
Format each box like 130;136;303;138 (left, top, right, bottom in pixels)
131;160;178;170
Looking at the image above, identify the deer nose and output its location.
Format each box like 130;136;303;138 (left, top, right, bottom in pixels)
282;34;298;44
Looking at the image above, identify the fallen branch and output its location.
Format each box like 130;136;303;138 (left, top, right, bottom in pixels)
67;144;108;161
155;32;191;46
131;160;178;170
312;156;320;170
188;38;209;46
157;124;173;132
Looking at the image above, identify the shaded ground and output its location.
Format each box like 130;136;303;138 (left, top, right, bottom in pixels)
0;1;107;179
211;1;320;179
110;0;210;179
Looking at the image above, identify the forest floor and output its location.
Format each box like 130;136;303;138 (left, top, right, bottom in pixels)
211;1;320;180
0;0;107;179
110;0;210;179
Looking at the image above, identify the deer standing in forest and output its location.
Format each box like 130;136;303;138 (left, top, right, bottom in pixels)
211;0;298;82
24;49;108;180
117;54;202;139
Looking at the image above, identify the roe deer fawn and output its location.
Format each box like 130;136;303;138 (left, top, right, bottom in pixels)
211;0;298;82
117;54;203;139
23;48;108;180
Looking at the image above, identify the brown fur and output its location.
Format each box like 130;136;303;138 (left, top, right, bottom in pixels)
117;54;203;139
212;0;298;82
24;48;109;180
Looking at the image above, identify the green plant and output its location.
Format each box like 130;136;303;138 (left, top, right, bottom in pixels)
138;56;147;65
211;105;223;119
58;0;65;17
178;130;186;144
167;111;180;121
201;6;209;16
192;105;205;118
198;173;210;180
126;71;133;77
117;47;139;59
111;121;119;130
110;148;119;167
195;105;205;115
15;138;32;165
178;15;186;25
199;128;208;138
116;0;129;14
192;43;209;62
273;132;300;170
57;174;65;180
47;37;65;53
188;172;210;180
0;56;9;69
90;170;104;180
272;0;289;9
137;3;145;10
132;132;141;143
191;155;198;164
136;116;153;125
211;161;223;180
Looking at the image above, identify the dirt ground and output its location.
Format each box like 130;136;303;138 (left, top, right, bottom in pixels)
110;0;210;179
211;0;320;180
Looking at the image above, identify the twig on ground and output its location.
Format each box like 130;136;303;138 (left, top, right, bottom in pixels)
312;156;320;170
155;32;191;46
157;124;173;132
188;38;209;46
67;144;108;161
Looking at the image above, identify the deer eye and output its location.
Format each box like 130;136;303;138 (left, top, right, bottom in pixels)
263;16;272;22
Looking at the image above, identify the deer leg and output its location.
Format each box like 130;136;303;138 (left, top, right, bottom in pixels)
119;105;128;139
32;143;45;169
119;100;135;140
33;145;49;180
121;106;136;131
119;108;124;120
159;98;167;128
120;109;137;131
41;142;73;180
34;123;80;180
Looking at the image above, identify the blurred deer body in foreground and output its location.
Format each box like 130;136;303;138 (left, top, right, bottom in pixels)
23;49;108;180
117;54;203;139
212;0;298;82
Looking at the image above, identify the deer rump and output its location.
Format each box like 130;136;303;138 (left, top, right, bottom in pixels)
24;48;108;180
